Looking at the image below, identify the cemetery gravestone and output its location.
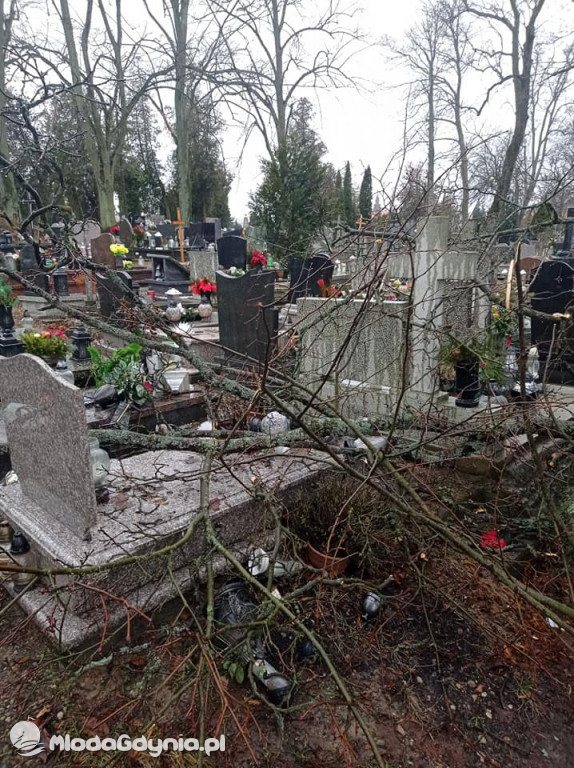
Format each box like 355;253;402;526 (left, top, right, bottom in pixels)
71;220;101;250
149;255;191;295
216;270;277;364
216;235;247;270
157;223;176;240
203;218;222;244
190;250;218;282
118;217;134;248
0;354;97;540
530;259;574;383
96;270;134;321
289;253;334;303
91;233;117;269
19;244;49;293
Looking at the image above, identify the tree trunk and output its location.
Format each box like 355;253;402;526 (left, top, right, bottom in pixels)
0;0;19;220
173;0;191;221
487;1;546;222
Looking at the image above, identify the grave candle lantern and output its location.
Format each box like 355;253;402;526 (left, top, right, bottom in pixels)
89;437;110;501
9;531;34;592
0;520;13;570
55;359;75;385
70;324;92;361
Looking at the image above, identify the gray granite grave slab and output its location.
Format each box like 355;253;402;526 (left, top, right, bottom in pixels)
190;250;218;282
119;217;133;247
0;448;330;647
0;354;96;540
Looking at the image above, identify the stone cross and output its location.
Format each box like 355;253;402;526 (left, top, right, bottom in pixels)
0;354;97;540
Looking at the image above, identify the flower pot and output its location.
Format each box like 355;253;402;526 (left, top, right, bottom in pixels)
306;542;351;576
40;355;60;368
454;360;481;408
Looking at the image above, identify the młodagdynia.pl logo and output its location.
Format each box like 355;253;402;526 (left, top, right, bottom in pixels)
9;721;225;758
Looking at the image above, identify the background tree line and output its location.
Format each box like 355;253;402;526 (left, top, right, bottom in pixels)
0;0;571;261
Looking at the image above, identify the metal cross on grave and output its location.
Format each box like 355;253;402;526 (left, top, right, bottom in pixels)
172;207;186;264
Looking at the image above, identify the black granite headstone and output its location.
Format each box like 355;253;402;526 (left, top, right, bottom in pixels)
157;223;176;239
96;270;134;321
531;258;574;383
216;270;277;364
216;236;247;270
203;218;222;244
288;253;334;303
149;255;190;295
20;244;49;294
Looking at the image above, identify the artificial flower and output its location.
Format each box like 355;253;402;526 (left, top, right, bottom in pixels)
110;244;129;255
250;249;267;268
480;529;507;550
190;277;216;295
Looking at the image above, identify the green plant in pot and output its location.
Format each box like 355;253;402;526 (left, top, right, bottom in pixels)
89;343;154;406
21;329;68;367
439;337;487;408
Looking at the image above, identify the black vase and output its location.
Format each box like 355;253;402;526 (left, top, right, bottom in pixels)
455;360;481;408
200;291;212;304
0;304;14;332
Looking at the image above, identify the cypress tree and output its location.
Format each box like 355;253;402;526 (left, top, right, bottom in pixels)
359;165;372;219
343;161;356;226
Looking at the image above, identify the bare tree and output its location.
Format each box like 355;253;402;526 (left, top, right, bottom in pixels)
464;0;548;222
56;0;168;227
0;0;20;218
205;0;361;183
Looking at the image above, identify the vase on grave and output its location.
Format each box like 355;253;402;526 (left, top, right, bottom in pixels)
197;294;213;321
454;360;481;408
89;437;110;501
0;304;15;332
0;305;24;357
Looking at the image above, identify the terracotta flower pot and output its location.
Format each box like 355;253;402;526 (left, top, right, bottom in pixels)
306;542;351;577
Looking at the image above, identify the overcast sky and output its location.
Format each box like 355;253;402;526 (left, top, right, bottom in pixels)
217;0;571;222
220;0;421;221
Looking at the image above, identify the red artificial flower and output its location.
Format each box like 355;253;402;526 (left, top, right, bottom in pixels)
317;278;325;289
480;529;507;550
190;278;216;295
110;225;120;235
506;336;512;349
390;294;397;301
250;249;267;267
143;380;154;392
